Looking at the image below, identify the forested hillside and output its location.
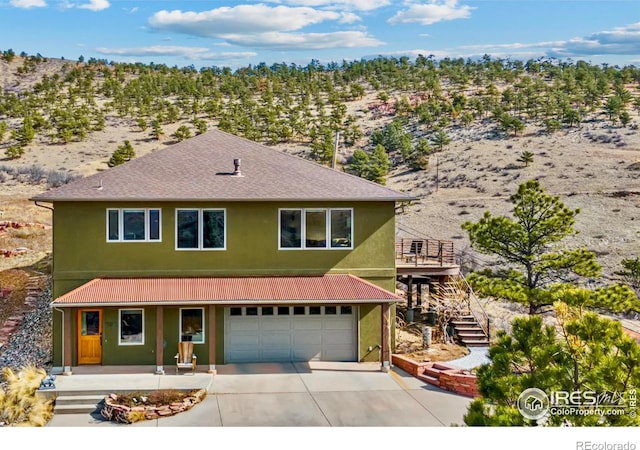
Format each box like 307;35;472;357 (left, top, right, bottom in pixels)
0;50;639;283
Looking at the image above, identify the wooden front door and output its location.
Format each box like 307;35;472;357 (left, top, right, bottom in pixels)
77;309;102;365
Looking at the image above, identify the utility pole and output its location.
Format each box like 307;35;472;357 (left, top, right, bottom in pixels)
435;155;439;192
331;131;340;170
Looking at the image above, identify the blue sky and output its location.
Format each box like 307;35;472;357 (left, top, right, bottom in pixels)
1;0;639;69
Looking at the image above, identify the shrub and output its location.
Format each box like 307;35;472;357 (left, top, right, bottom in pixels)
0;365;54;426
4;145;24;160
46;170;81;188
116;388;189;407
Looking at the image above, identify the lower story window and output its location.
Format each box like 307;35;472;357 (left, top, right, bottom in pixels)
180;308;204;343
119;309;144;345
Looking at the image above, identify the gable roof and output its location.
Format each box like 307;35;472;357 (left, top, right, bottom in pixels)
51;275;401;307
31;129;414;202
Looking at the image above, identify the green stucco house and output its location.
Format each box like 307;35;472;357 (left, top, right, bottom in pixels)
31;129;414;375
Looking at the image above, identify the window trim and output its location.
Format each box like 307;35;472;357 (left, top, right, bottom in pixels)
175;208;227;251
278;208;353;250
179;307;205;344
118;308;145;346
106;208;162;243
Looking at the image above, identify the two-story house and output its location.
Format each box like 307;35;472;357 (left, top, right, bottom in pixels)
31;129;415;375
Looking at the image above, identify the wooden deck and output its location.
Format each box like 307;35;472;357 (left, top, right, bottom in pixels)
395;238;459;276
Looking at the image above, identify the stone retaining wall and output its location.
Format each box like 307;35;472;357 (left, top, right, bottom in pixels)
101;389;207;423
392;354;479;398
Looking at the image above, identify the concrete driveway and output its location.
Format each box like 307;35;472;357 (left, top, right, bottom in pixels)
47;362;472;427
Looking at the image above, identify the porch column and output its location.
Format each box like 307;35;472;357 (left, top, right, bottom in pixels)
155;306;164;375
381;302;391;372
63;308;72;375
417;283;423;308
407;275;413;309
208;305;217;374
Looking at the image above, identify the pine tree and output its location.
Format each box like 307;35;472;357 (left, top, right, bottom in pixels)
408;138;430;170
431;129;451;152
173;125;192;142
462;180;639;315
369;144;391;184
517;150;534;167
108;140;135;167
465;309;640;426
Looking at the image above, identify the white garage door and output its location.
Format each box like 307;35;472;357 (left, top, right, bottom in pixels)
224;305;357;363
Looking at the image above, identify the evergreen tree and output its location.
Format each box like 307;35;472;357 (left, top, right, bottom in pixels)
173;125;192;142
617;258;640;297
0;121;8;142
4;145;24;160
151;120;164;141
465;309;640;426
369;144;391;184
517;150;534;167
462;180;639;314
407;138;430;170
346;145;390;185
347;149;371;180
431;129;451;152
108;140;135;167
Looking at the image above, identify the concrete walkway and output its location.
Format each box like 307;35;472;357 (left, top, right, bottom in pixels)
45;361;472;427
446;347;490;370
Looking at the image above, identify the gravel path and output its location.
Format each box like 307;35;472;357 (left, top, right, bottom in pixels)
0;285;52;371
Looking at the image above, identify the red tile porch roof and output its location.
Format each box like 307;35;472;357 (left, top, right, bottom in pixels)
52;274;401;307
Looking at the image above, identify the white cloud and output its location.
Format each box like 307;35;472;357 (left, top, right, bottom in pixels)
96;45;210;57
9;0;46;8
148;4;380;51
220;30;382;50
388;0;474;25
550;22;640;56
149;5;341;37
455;22;640;60
77;0;109;11
338;12;361;24
94;45;257;62
275;0;390;11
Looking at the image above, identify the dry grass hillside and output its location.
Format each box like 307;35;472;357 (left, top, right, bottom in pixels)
389;120;640;283
0;55;639;283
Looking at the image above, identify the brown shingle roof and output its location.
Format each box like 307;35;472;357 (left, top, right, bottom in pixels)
31;129;414;202
51;275;400;306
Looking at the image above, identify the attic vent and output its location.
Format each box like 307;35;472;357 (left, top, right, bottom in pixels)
232;158;243;177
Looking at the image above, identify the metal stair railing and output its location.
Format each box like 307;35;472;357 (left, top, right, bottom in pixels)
458;271;490;341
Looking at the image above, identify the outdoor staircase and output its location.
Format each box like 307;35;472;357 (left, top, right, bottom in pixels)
451;315;490;347
39;388;137;415
439;273;491;347
52;391;105;415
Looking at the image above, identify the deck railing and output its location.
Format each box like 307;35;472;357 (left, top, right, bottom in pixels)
395;238;456;267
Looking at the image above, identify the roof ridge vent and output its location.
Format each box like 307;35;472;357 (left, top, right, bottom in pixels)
232;158;243;177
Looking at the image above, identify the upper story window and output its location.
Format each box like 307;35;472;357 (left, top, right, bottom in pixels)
279;208;353;250
176;208;226;250
107;208;161;242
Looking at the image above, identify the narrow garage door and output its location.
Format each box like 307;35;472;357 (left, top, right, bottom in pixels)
224;305;357;363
